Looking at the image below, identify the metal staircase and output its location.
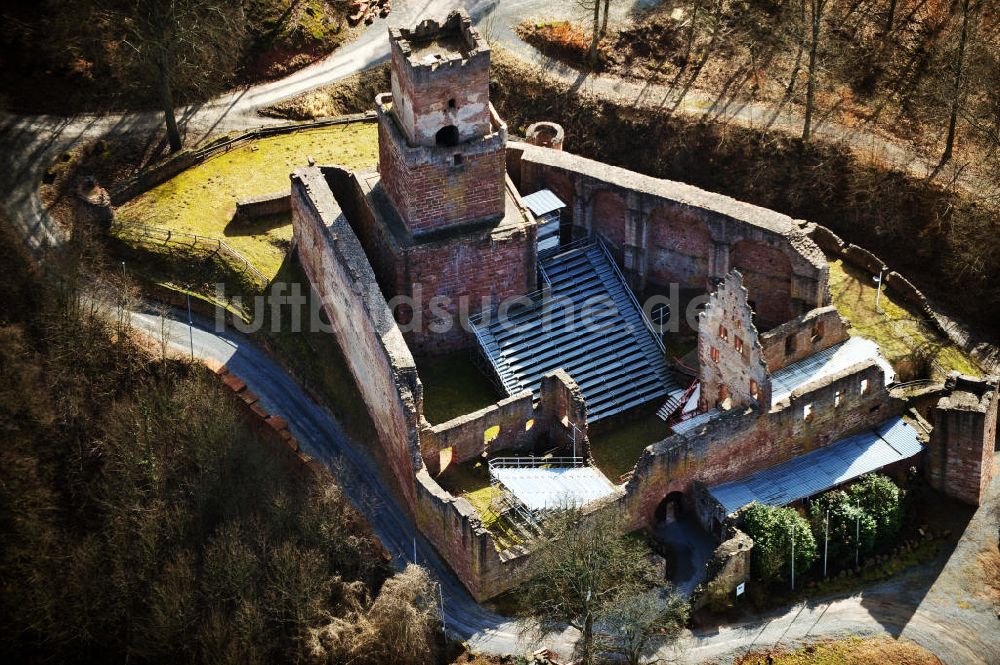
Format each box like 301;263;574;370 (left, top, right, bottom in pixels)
470;241;682;422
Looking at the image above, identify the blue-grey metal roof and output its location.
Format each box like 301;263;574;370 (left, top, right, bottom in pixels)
521;189;566;217
708;416;923;515
493;466;617;510
770;337;895;406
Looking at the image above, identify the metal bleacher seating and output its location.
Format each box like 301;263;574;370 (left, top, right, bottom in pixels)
470;240;683;422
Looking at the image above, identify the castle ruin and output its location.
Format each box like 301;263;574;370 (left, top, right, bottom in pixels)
290;10;998;601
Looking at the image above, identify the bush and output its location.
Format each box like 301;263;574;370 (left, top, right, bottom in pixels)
741;504;817;586
808;490;877;571
846;474;904;552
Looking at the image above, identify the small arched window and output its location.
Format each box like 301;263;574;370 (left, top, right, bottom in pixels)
436;125;459;147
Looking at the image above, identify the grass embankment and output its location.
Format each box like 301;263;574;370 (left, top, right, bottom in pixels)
827;258;979;378
116;123;378;281
588;411;671;483
735;635;942;665
415;352;502;425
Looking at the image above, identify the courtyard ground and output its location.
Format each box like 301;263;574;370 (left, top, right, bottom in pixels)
115;122;378;280
588;410;671;483
415;352;502;425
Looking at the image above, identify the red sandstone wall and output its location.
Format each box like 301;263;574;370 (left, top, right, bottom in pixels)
400;211;535;353
647;205;713;288
513;143;829;327
378;116;507;235
926;377;999;505
729;239;794;330
624;360;898;528
292;168;422;511
760;306;850;372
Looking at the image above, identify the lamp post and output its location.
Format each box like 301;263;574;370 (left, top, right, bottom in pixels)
790;523;796;592
186;290;195;361
873;268;885;313
823;508;829;578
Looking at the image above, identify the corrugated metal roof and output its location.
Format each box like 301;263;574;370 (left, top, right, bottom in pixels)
708;416;923;515
493;466;617;511
521;189;566;216
770;336;895;406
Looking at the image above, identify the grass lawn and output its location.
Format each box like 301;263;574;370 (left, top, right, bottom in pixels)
827;258;980;378
588;411;671;483
415;352;502;425
735;635;941;664
116;123;378;280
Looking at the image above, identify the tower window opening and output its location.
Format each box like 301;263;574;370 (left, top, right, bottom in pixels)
453;153;464;166
448;98;456;109
436;125;459;147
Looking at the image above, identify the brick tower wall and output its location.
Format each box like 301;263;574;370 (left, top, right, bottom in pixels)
377;105;507;236
926;374;998;506
388;12;492;147
400;211;536;354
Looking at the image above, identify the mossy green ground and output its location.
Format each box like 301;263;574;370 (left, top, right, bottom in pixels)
588;411;671;483
737;635;940;664
827;258;979;378
435;459;525;549
415;353;501;425
116;123;378;280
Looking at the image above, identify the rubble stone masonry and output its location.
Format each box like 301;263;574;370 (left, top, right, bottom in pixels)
698;271;772;411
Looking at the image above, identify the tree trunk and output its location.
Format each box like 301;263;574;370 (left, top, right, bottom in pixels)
582;611;595;664
150;0;182;153
601;0;610;35
940;0;971;166
158;58;182;153
589;1;601;68
802;0;824;142
885;0;898;32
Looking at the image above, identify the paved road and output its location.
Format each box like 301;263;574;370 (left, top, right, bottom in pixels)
3;1;999;661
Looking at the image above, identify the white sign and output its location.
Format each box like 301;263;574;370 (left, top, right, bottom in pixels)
736;582;746;597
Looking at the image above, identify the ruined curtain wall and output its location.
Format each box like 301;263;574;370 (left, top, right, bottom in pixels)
292;167;423;511
293;166;546;601
622;360;898;529
510;143;829;329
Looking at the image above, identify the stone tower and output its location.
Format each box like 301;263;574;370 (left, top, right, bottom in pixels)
376;10;507;237
925;373;998;506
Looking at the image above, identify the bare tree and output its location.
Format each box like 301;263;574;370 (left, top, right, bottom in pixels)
601;0;612;35
520;508;661;665
579;0;604;67
940;0;976;166
596;590;689;665
802;0;830;142
116;0;248;152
